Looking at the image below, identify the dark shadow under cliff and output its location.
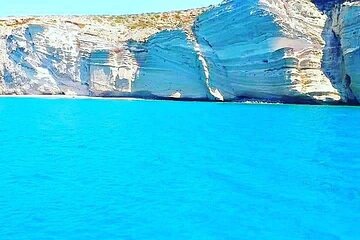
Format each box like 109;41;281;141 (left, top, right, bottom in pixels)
312;0;345;11
319;1;359;104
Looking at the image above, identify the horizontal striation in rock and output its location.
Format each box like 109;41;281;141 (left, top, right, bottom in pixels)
0;1;359;104
128;30;209;99
0;10;204;97
194;0;341;102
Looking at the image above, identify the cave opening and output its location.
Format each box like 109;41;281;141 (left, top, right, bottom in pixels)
345;74;352;88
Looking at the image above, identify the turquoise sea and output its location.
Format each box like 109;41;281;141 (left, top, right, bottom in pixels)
0;98;359;240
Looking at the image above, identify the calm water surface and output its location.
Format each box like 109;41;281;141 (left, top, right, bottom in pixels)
0;98;359;240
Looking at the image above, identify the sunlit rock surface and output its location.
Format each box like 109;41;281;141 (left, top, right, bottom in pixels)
128;30;209;99
0;10;204;97
0;0;359;104
194;0;347;103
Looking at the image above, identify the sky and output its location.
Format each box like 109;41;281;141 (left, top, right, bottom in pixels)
1;0;221;17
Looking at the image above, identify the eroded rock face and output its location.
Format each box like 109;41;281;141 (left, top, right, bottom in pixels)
194;0;350;103
0;10;205;97
128;30;209;99
331;2;360;102
0;1;359;104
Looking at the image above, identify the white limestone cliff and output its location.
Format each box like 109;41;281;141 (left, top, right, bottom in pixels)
327;2;360;102
0;0;359;104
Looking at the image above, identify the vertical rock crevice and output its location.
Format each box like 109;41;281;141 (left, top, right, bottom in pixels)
322;15;351;102
321;3;359;104
128;30;210;100
190;27;229;101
